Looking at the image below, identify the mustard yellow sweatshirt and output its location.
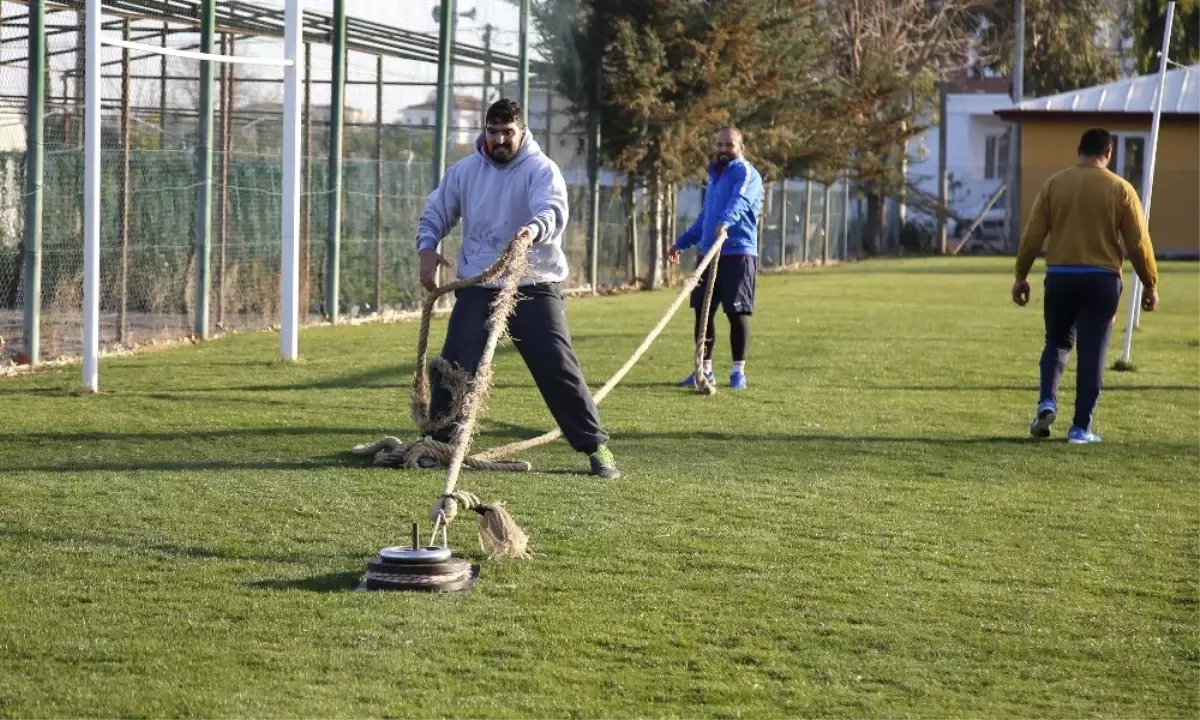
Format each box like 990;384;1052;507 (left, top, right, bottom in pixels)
1015;164;1159;289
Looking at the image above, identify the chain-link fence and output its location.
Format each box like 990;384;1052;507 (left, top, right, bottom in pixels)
0;0;862;366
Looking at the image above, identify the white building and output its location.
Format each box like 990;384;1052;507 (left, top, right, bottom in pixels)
397;92;484;146
906;77;1014;224
0;110;25;152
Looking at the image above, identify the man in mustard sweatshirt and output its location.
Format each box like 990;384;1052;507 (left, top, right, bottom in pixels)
1012;128;1159;444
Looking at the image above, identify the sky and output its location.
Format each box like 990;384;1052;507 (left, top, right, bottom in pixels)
0;0;536;128
240;0;530;121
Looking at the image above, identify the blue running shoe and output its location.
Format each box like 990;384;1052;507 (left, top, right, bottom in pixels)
680;371;715;388
1030;400;1056;439
729;371;747;390
1067;426;1101;444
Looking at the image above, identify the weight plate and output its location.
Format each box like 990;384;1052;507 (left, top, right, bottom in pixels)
378;545;452;563
367;557;470;577
363;568;470;591
358;564;480;594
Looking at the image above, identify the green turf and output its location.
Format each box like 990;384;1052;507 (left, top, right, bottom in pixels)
1;257;1196;719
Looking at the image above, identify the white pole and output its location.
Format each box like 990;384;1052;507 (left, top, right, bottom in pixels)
82;0;101;392
280;0;303;361
1121;0;1174;365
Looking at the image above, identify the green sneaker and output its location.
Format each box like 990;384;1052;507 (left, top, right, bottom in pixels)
588;444;621;479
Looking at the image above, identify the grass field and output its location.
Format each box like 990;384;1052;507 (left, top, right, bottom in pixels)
1;257;1196;719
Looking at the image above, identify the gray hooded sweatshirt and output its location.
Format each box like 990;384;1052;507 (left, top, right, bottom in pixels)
416;134;570;287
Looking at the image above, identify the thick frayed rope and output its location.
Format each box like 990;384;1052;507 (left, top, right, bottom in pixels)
353;232;729;559
349;436;530;472
430;490;530;560
692;233;727;396
425;234;534;558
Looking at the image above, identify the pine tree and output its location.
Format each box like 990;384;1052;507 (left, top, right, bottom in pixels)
1127;0;1200;74
536;0;843;282
975;0;1123;97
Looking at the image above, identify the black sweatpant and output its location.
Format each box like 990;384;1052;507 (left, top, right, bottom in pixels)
1039;271;1122;431
691;254;756;363
428;282;608;452
695;307;750;362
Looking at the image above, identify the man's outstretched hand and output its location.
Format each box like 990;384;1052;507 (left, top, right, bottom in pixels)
419;249;450;292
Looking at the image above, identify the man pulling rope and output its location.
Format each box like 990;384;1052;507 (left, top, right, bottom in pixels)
670;127;764;392
413;98;621;480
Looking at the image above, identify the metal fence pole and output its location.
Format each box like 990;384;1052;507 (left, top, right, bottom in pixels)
822;183;831;264
300;42;312;322
544;83;554;162
433;0;455;187
218;34;233;328
779;177;788;266
22;0;45;365
517;0;530;112
587;62;601;294
937;81;949;254
802;179;812;262
158;21;166;149
842;174;851;259
374;55;383;313
432;0;455;294
325;0;347;322
625;178;639;284
118;19;131;343
193;0;215;339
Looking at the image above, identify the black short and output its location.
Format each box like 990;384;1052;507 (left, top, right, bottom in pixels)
690;254;757;315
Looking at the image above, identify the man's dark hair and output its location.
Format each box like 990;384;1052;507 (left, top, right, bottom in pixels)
486;98;524;127
1078;128;1114;157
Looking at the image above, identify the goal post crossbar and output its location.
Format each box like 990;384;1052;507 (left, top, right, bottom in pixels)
102;37;296;66
83;0;303;392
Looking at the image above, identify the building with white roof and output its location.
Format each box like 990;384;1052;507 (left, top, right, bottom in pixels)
995;64;1200;257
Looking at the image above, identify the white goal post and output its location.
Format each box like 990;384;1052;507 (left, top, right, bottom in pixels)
83;0;304;393
1120;1;1176;367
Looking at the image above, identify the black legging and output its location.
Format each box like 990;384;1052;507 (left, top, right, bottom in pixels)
695;307;750;363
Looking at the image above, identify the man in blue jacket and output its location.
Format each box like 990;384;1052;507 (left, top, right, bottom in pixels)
669;127;764;390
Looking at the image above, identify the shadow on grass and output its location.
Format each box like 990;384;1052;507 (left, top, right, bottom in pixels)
0;426;393;443
868;384;1199;393
0;362;423;395
248;571;365;593
174;362;420;393
6;457;366;473
0;525;341;565
479;418;1200;451
0;387;67;396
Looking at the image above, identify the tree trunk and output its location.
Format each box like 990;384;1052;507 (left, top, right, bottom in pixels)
864;192;884;255
645;171;665;289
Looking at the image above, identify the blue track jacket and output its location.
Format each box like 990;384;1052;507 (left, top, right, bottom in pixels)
673;157;764;257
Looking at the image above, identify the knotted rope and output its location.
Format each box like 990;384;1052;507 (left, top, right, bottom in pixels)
692;233;727;395
351;232;729;559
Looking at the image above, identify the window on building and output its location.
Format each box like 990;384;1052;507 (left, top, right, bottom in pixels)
1106;133;1148;197
984;132;1010;180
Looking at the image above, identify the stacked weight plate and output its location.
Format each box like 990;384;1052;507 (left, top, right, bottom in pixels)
361;545;479;593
